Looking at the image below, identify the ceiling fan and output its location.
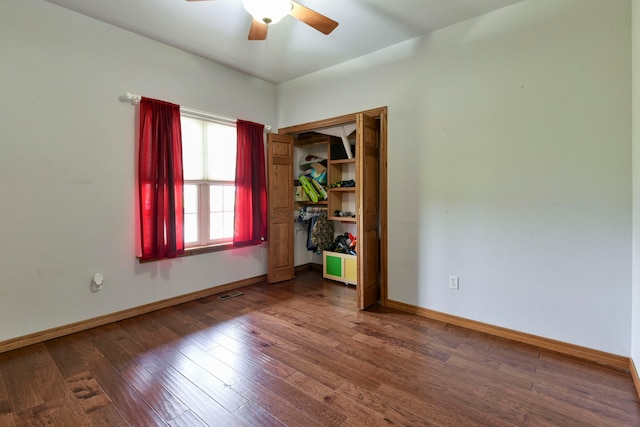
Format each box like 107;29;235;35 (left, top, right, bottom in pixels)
186;0;339;40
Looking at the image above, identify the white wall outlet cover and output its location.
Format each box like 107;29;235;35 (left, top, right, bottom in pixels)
449;276;459;289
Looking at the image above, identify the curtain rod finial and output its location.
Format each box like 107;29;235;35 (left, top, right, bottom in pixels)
120;92;142;105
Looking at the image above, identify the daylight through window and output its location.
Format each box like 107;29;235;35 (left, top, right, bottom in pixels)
181;113;236;247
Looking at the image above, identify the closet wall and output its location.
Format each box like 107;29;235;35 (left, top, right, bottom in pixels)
293;132;356;267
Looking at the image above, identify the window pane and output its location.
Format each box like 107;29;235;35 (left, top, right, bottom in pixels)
184;213;198;244
222;211;234;238
210;185;223;212
181;117;204;180
223;186;235;211
208;211;234;240
210;212;224;240
183;184;198;214
206;123;236;181
209;184;235;241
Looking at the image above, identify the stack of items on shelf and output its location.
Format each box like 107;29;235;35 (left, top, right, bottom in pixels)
327;179;355;188
333;209;355;219
327;232;357;255
295;154;328;203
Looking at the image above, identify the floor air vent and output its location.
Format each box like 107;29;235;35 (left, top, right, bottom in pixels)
218;291;244;300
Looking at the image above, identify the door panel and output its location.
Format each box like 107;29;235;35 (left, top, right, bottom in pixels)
267;133;295;283
357;114;380;309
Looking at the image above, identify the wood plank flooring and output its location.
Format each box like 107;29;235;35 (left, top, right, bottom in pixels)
0;270;639;426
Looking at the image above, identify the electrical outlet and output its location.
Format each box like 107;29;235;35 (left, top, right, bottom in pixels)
91;273;104;292
449;276;459;290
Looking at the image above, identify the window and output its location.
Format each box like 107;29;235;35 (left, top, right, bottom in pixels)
181;112;237;248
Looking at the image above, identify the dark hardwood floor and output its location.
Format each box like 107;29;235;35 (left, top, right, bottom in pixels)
1;270;639;426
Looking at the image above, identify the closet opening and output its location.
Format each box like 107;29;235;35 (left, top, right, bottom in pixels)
267;107;387;309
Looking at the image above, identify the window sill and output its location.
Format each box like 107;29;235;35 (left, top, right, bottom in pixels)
138;242;234;263
184;243;235;256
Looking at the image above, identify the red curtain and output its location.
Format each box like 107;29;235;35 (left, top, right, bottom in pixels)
138;97;184;260
234;120;267;246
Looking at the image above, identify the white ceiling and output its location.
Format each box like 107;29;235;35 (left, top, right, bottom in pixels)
43;0;526;85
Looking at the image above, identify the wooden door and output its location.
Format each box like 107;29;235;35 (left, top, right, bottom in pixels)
267;133;295;283
356;113;380;309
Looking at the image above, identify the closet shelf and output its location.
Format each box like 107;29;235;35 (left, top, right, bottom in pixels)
328;215;356;223
298;200;328;206
329;158;356;165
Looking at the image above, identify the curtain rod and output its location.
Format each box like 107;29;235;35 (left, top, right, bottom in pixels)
119;92;271;131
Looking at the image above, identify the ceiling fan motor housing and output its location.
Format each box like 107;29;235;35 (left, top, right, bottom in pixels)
242;0;292;26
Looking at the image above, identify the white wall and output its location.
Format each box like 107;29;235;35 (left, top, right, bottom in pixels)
0;0;276;342
278;0;632;355
632;0;640;367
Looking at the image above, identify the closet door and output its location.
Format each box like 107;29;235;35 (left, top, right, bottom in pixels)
357;113;380;309
267;133;295;283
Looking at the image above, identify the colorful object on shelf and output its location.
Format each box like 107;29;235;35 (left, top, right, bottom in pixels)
327;179;355;188
299;154;327;171
300;155;328;185
348;232;357;253
311;178;328;200
294;185;310;201
300;160;327;185
327;232;357;255
309;164;327;185
298;175;319;203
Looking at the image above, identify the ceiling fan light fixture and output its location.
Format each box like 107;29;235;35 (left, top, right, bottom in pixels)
242;0;292;25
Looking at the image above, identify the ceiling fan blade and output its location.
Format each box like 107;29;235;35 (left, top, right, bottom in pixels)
248;19;268;40
289;1;338;35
